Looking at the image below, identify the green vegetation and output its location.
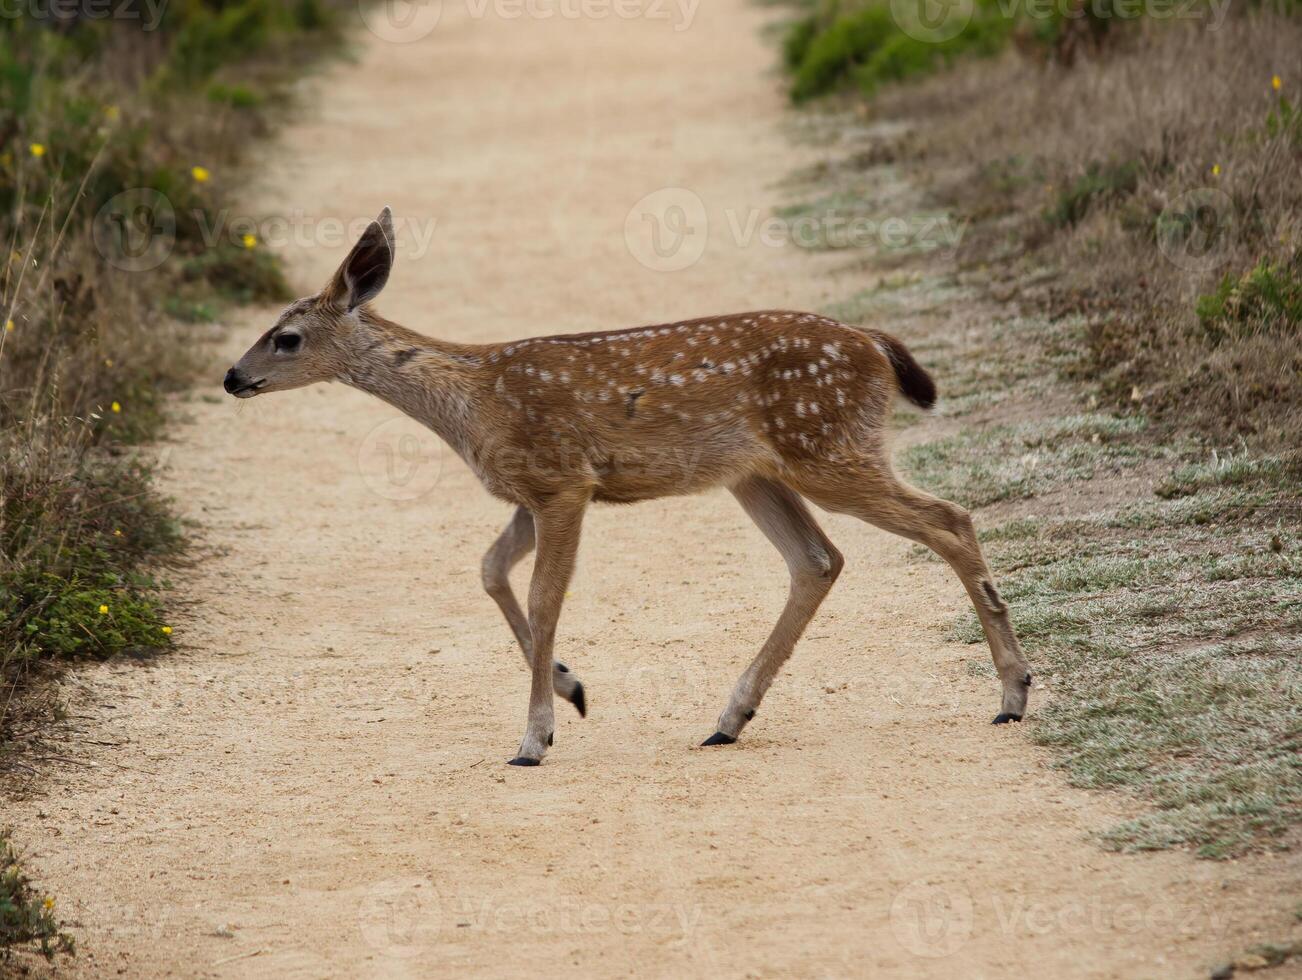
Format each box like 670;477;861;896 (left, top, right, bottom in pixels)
2;2;342;691
783;0;1016;100
1195;256;1302;345
1047;160;1140;228
1;1;346;958
0;831;73;962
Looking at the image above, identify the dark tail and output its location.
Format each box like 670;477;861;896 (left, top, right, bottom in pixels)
873;331;936;410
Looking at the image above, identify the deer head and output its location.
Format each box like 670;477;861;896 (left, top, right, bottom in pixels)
223;207;396;398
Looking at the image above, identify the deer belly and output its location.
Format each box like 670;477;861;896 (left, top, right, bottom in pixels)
589;435;751;503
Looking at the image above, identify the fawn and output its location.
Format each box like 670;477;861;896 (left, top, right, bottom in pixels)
225;208;1032;765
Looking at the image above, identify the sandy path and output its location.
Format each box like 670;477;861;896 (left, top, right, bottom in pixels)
8;3;1300;977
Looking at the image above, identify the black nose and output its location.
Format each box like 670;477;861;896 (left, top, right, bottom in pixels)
223;368;245;394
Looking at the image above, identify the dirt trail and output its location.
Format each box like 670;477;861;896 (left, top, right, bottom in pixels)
8;3;1299;978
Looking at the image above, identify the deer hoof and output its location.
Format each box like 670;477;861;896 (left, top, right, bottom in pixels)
991;713;1023;725
507;756;542;766
700;731;737;746
567;682;587;718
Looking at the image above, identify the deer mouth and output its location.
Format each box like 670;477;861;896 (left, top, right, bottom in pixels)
230;378;266;398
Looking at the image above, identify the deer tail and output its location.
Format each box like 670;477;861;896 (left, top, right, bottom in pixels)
871;330;936;411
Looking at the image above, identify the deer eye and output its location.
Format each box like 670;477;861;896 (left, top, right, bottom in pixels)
274;333;302;353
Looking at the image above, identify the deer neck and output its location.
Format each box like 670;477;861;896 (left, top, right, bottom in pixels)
337;311;479;454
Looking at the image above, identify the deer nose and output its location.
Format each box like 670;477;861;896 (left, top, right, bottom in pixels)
223;368;245;394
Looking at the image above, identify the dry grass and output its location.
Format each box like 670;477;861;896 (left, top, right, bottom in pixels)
874;15;1302;445
776;7;1302;857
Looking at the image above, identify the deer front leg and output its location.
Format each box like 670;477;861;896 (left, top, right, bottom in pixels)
508;493;589;766
704;477;844;746
482;506;586;717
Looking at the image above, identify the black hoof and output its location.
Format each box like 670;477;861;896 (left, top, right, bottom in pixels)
567;681;586;718
992;713;1023;725
547;732;554;747
507;756;541;766
700;731;736;746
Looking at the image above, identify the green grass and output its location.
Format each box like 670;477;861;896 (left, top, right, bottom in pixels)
783;0;1016;102
1195;255;1302;346
924;448;1301;857
901;414;1150;508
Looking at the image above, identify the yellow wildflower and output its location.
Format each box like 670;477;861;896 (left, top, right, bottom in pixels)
1211;164;1220;177
104;358;114;367
241;233;257;249
4;319;13;333
1272;75;1282;91
161;626;173;635
29;143;45;158
113;529;123;537
111;401;121;413
43;897;54;911
105;105;120;121
98;604;109;615
191;165;210;183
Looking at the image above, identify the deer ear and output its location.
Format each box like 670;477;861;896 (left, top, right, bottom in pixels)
376;205;395;246
325;217;394;311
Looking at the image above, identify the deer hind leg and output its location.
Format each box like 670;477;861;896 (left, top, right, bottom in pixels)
482;505;586;718
703;476;844;747
797;466;1032;724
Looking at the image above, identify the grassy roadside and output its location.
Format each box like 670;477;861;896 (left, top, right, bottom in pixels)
774;8;1300;861
0;2;349;961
